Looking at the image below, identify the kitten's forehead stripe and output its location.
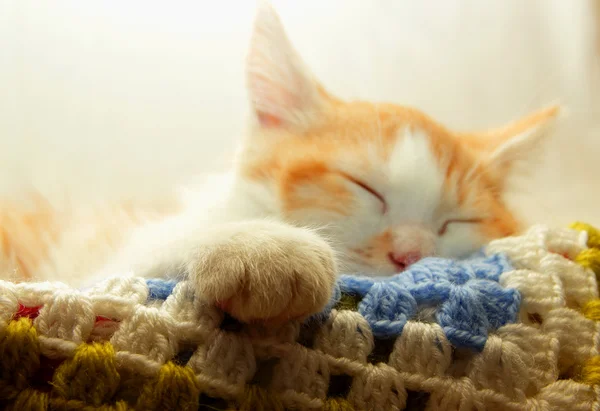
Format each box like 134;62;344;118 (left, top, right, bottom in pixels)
386;128;445;223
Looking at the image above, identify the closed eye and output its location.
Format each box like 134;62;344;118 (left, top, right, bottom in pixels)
438;218;483;236
340;173;387;213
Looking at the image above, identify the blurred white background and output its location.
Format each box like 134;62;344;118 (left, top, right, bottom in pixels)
1;0;599;225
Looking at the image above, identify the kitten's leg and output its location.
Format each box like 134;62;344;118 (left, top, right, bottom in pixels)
186;220;337;323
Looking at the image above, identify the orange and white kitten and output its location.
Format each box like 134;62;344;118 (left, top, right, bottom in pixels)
1;3;559;323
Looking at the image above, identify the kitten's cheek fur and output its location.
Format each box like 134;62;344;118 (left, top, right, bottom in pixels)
186;220;337;323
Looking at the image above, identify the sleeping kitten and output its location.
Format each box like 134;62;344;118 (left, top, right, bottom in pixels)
1;3;559;323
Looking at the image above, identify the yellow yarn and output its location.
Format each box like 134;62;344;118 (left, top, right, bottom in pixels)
322;398;355;410
572;223;600;386
0;318;41;400
51;342;120;406
581;356;600;385
582;300;600;322
135;362;200;411
5;388;48;411
237;385;285;411
571;222;600;248
575;248;600;276
49;398;132;410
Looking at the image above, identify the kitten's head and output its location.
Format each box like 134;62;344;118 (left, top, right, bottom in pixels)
237;3;559;275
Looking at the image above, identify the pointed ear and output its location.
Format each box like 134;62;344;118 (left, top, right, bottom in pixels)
246;2;326;130
465;105;562;179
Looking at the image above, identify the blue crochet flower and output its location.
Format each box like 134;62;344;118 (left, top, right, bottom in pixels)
337;252;519;351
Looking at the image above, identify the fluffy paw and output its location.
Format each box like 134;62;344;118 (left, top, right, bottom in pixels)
187;220;337;323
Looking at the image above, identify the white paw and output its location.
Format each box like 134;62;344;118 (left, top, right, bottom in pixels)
187;220;337;323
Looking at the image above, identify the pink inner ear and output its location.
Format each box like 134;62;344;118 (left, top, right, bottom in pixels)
258;112;282;128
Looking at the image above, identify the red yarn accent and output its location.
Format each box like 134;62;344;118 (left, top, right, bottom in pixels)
94;315;114;323
15;303;42;319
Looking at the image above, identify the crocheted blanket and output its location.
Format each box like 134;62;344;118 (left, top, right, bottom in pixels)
1;223;600;410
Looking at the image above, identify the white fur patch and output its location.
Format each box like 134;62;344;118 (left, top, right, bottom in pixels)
386;127;445;224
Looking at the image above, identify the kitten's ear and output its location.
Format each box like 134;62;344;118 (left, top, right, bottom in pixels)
466;105;562;179
246;2;326;130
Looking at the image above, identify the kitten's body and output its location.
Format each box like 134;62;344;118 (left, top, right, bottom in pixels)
1;3;559;323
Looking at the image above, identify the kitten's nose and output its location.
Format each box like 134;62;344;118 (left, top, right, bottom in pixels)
388;251;421;271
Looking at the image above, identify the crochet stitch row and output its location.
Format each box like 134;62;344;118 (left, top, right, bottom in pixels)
1;223;600;410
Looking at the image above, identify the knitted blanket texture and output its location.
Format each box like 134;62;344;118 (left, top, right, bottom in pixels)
1;222;600;410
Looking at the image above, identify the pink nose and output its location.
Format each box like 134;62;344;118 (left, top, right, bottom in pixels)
388;252;422;271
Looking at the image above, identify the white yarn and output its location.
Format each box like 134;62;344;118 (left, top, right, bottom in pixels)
314;309;374;363
388;322;452;377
